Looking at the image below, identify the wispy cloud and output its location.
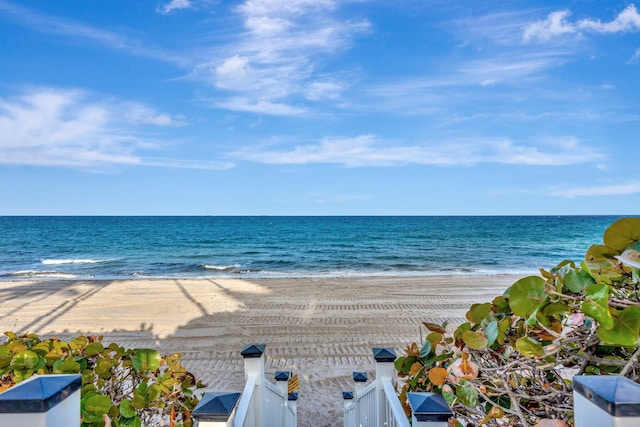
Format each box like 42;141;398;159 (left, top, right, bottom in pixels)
551;182;640;198
0;87;229;170
0;0;186;64
157;0;192;14
523;5;640;43
230;134;605;167
213;97;309;116
193;0;369;115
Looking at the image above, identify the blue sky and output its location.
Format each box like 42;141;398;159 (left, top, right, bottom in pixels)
1;0;639;215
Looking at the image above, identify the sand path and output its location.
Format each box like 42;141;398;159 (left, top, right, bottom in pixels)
0;275;521;426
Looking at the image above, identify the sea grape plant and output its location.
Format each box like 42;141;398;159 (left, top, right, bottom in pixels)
0;333;206;427
396;217;640;426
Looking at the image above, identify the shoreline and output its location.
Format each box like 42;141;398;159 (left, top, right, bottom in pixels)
0;274;523;426
0;270;535;282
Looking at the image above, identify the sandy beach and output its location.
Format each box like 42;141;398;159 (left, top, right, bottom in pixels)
0;275;522;426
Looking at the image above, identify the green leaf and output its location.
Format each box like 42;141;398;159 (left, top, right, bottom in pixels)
454;323;471;341
462;330;488;350
508;276;547;318
148;384;162;401
10;351;40;370
395;356;416;373
457;382;479;408
596;306;640;346
484;321;499;347
131;394;146;410
582;283;614;330
95;358;113;379
603;218;640;252
85;342;104;356
136;381;149;396
0;347;11;368
419;341;432;358
426;332;444;347
497;317;511;345
564;269;596;293
119;416;142;427
132;349;161;372
543;302;570;317
82;393;112;423
53;356;81;374
492;296;510;313
466;303;492;324
586;245;619;262
515;337;543;357
119;399;137;418
442;388;455;405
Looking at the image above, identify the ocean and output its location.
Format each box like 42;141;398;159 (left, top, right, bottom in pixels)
0;216;626;281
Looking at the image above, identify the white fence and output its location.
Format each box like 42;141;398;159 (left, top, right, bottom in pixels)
3;346;640;426
194;344;298;427
343;348;412;427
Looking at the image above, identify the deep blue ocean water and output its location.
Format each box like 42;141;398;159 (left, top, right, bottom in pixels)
0;216;627;280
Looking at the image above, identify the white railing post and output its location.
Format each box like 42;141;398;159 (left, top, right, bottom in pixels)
0;374;81;427
407;392;453;427
373;347;396;427
573;375;640;427
241;343;267;427
275;371;291;397
353;371;368;426
287;392;298;427
275;371;291;427
193;392;242;427
343;391;354;427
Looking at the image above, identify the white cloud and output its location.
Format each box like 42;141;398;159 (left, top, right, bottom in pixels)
157;0;192;14
524;5;640;42
141;113;187;127
577;5;640;33
1;1;185;64
230;134;605;167
305;81;344;100
214;55;254;91
214;97;308;116
551;182;640;198
523;10;575;42
196;0;369;115
0;87;220;169
0;88;140;167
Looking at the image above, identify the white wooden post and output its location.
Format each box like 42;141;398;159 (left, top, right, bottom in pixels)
275;371;291;426
407;392;453;427
373;347;396;427
0;374;81;427
573;375;640;427
353;371;367;426
192;392;241;427
241;344;267;427
353;371;368;394
288;392;298;427
343;391;354;427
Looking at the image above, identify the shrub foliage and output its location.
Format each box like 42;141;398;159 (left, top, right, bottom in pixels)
396;217;640;426
0;333;205;427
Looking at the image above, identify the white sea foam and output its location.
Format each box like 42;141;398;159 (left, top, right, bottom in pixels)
8;270;78;279
203;264;241;271
42;259;103;265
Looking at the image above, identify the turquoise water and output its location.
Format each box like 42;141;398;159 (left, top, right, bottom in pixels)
0;216;625;280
